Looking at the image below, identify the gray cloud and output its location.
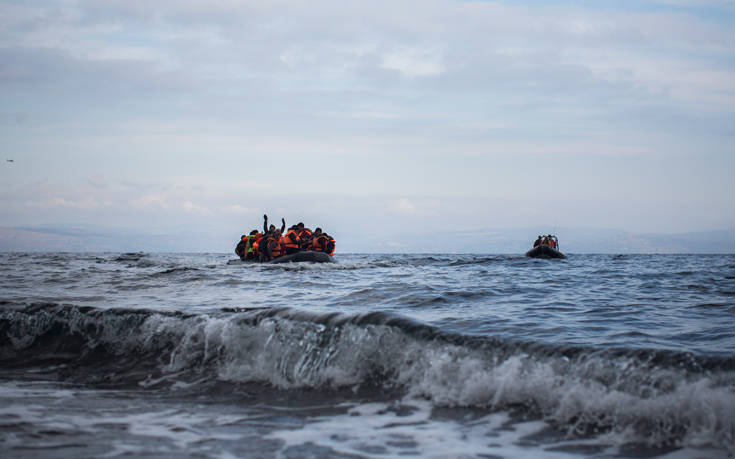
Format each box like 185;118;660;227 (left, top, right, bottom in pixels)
1;0;734;249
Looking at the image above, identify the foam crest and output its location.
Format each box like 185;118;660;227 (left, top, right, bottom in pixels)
1;304;734;452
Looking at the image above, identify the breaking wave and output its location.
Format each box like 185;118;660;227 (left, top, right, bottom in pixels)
1;303;734;452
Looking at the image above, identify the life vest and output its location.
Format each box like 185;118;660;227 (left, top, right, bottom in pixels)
549;239;557;249
326;237;335;256
266;236;284;258
283;229;300;250
252;236;263;255
298;229;312;248
247;233;263;253
310;235;327;252
235;236;248;258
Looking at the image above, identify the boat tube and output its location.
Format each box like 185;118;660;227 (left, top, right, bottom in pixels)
268;251;334;264
525;245;567;259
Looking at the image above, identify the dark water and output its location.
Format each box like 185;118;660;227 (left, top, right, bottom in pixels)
1;252;734;458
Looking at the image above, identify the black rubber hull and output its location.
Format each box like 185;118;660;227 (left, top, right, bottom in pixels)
525;245;566;259
268;251;334;264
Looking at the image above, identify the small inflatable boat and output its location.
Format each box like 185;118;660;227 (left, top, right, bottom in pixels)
268;251;334;264
525;245;566;259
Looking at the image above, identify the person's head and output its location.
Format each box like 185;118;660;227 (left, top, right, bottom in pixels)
250;230;259;236
313;228;322;236
269;224;276;232
297;222;304;230
274;228;282;237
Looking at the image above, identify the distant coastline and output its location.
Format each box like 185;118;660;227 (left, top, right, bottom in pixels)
2;225;734;254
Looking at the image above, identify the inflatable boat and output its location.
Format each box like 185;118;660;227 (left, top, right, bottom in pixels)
526;245;566;259
268;251;334;264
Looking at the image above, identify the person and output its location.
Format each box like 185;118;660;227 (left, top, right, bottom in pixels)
283;225;301;255
547;234;556;249
297;223;312;249
235;235;248;260
324;233;336;256
309;228;328;252
263;214;285;235
260;228;284;261
533;236;543;248
244;229;262;260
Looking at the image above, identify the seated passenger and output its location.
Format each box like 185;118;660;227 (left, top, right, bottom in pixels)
235;235;248;260
245;229;262;260
261;229;284;261
325;233;335;256
297;223;312;248
308;228;327;252
283;226;301;255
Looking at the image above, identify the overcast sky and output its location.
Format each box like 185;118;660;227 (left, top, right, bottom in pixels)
1;0;734;251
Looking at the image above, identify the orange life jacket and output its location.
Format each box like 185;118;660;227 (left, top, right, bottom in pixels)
310;235;327;252
298;229;312;248
246;233;263;254
327;237;335;256
252;236;263;255
283;229;300;250
267;236;284;258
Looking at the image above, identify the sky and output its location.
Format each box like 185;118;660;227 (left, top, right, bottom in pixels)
1;0;734;252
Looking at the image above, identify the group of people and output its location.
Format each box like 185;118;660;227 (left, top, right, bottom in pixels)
533;234;559;250
235;215;336;262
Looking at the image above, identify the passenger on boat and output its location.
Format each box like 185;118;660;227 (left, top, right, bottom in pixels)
283;226;301;255
325;234;336;256
297;223;312;249
533;235;559;250
235;235;248;260
244;230;262;260
309;228;328;252
260;228;284;261
263;214;285;235
547;235;557;249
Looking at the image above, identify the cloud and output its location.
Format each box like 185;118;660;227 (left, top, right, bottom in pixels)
222;204;256;215
1;0;734;246
130;193;171;211
182;200;211;215
45;197;103;210
381;46;446;78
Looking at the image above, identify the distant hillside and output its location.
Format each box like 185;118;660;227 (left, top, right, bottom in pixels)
0;226;195;253
342;227;735;254
2;225;734;254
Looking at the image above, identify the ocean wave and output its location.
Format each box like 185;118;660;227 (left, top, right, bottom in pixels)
1;303;734;452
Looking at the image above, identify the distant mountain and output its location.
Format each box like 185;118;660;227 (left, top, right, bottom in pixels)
0;225;200;253
2;225;734;254
343;227;735;254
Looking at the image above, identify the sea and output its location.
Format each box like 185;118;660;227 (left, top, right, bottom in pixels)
1;252;734;458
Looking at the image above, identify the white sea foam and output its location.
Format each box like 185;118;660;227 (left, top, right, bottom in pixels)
3;304;735;454
268;400;585;458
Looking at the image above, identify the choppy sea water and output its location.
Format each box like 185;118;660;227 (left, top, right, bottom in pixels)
1;252;734;458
